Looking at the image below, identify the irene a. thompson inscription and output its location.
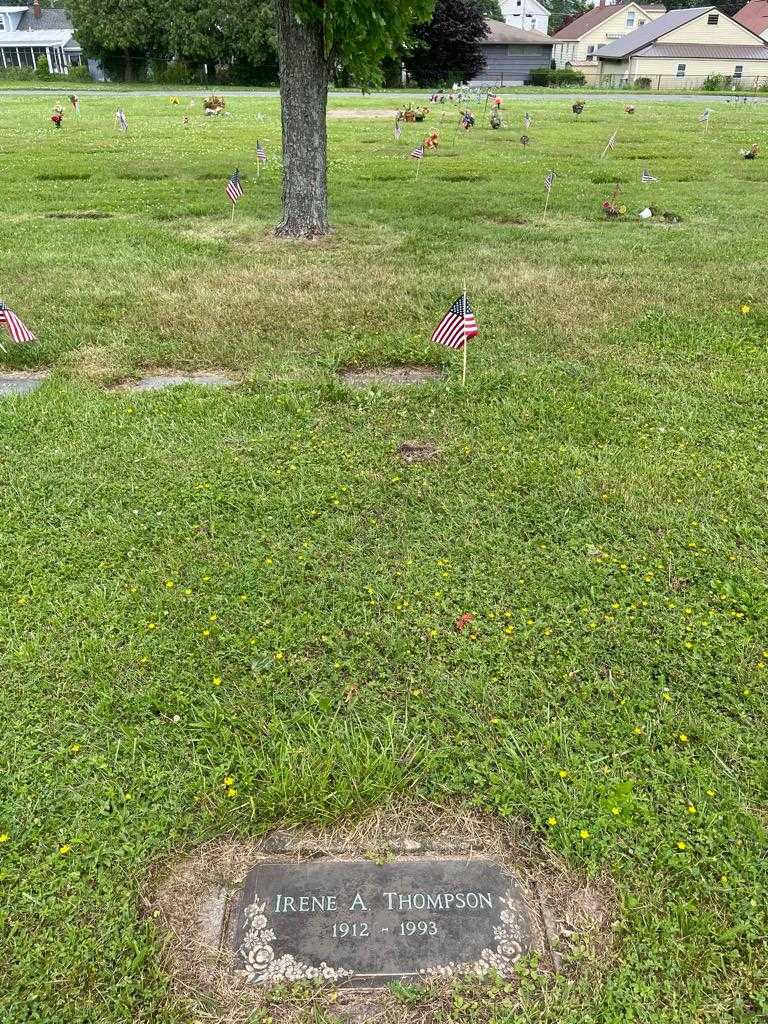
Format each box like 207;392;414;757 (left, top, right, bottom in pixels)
234;859;532;987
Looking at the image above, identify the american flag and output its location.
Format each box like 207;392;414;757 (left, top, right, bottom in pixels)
0;302;36;344
116;108;127;131
226;168;244;204
605;130;618;151
524;112;532;130
256;141;267;164
431;294;478;350
394;119;402;141
410;143;424;160
641;167;658;183
698;109;711;123
544;169;556;193
461;111;474;129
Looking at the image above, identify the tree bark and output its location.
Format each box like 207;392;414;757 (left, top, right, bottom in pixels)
275;0;332;238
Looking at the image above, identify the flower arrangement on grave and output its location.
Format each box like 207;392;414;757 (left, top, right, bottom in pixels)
402;104;416;122
424;131;439;149
624;104;636;114
572;101;585;116
602;183;627;219
740;143;759;159
460;109;475;129
51;104;64;128
490;109;503;129
203;95;226;115
414;106;429;122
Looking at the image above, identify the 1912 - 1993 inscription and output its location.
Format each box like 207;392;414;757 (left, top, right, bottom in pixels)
234;859;532;988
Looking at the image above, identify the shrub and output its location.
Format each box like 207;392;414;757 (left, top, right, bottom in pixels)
635;77;652;89
702;73;727;92
35;54;52;80
0;66;35;80
67;63;92;82
153;60;197;85
528;66;585;87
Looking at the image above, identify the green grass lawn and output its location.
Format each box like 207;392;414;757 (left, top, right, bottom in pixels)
1;91;767;1023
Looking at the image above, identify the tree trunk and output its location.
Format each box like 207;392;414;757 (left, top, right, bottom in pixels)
123;49;133;82
275;0;332;238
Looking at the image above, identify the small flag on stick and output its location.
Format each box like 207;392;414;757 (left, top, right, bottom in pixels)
226;168;244;219
0;302;36;345
641;167;659;183
256;141;267;165
524;111;532;130
601;129;618;159
69;94;80;117
394;119;402;141
699;108;712;131
544;169;556;215
431;290;479;385
116;108;128;132
411;142;424;179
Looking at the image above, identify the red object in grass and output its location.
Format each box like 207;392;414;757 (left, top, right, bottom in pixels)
454;612;475;632
51;114;63;127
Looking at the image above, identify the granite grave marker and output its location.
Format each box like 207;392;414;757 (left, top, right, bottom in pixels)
234;858;531;988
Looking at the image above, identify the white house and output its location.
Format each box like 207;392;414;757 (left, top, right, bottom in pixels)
0;2;82;74
499;0;551;36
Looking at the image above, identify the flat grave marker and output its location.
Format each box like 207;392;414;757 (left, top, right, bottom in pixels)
234;858;531;988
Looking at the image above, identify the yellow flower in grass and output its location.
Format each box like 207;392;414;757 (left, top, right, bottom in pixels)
558;770;568;779
740;304;750;315
69;744;81;753
678;733;689;743
579;829;590;840
687;804;697;814
59;844;71;855
676;841;687;850
224;776;234;786
547;817;557;826
706;789;716;797
227;787;238;798
0;833;9;843
611;807;621;816
212;676;222;686
165;580;174;589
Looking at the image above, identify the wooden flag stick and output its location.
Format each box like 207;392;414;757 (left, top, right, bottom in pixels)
600;131;616;159
462;280;468;386
544;188;551;217
231;202;235;222
415;158;421;181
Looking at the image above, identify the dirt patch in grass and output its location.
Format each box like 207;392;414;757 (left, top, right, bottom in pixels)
328;109;396;120
146;804;617;1024
111;369;238;392
340;366;443;388
45;211;113;220
397;439;440;464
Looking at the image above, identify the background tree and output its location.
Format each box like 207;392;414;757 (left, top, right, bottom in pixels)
274;0;434;238
66;0;167;80
404;0;489;87
664;0;743;18
544;0;590;34
479;0;503;18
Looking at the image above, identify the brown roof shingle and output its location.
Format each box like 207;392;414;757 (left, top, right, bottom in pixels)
550;2;665;41
733;0;768;35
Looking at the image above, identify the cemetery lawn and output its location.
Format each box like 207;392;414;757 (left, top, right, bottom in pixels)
1;91;767;1023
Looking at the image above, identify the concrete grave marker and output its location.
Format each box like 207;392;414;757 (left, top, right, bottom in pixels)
233;858;531;988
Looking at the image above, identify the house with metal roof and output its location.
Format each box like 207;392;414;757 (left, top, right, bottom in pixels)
0;2;82;74
594;5;768;85
734;0;768;40
551;2;666;69
470;18;553;86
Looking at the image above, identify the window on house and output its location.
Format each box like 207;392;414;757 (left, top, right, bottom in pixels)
707;12;719;24
733;64;743;78
626;11;636;26
638;20;646;26
676;63;686;77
